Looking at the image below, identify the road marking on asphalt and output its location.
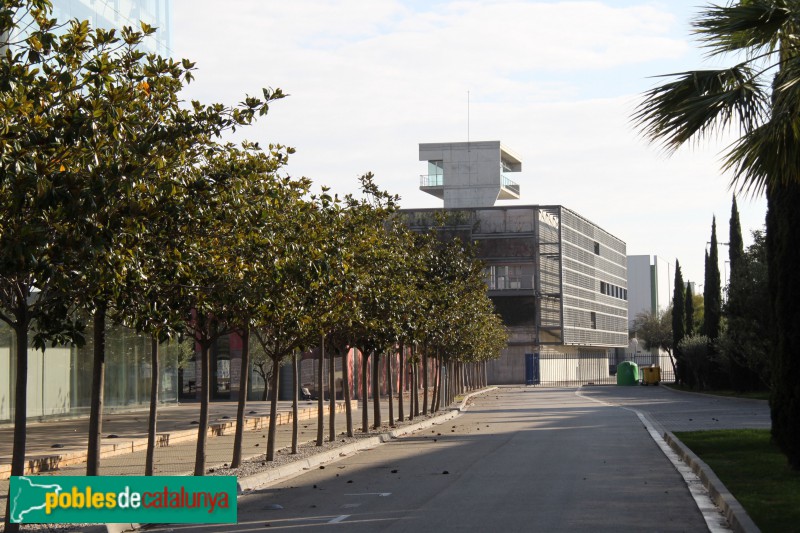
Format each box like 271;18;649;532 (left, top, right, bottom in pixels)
577;388;733;533
329;514;350;523
344;492;392;497
341;503;362;508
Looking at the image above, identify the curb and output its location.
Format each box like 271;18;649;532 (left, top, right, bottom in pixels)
663;431;761;533
576;387;734;532
236;387;497;493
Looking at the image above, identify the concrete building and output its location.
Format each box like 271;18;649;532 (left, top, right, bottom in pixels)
405;142;628;385
419;141;521;208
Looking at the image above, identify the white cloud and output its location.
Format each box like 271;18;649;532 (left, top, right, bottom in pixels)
172;0;766;285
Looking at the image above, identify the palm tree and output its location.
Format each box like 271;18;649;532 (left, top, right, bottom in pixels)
633;0;800;469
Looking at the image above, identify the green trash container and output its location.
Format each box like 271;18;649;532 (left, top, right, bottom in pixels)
616;361;639;386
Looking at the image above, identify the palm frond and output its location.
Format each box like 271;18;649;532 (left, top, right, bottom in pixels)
632;66;769;152
723;111;800;195
773;53;800;95
693;1;790;56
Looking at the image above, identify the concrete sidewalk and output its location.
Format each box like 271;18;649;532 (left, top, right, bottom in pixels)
0;392;435;523
0;399;356;479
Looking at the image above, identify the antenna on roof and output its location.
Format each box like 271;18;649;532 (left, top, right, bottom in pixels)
467;90;470;151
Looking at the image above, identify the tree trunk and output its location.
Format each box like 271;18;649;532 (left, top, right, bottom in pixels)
449;361;455;404
145;336;160;476
430;356;438;413
388;348;395;427
87;302;107;476
266;355;281;461
433;361;442;412
422;345;429;415
361;349;369;432
292;351;299;454
193;336;212;476
4;313;29;533
372;351;381;429
767;182;800;469
398;342;405;422
261;373;269;402
316;336;324;446
408;347;415;420
342;345;353;437
231;327;250;468
329;338;336;442
412;353;419;418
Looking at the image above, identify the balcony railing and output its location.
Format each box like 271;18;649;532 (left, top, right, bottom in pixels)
502;174;520;195
420;174;444;187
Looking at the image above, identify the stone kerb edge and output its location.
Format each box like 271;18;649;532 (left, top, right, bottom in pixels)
663;431;760;533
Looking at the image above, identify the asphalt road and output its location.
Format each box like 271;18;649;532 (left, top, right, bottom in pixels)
148;387;710;532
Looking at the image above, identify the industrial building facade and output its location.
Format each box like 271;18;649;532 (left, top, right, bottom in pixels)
406;141;628;384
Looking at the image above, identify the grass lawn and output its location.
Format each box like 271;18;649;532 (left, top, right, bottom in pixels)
675;429;800;532
664;383;770;401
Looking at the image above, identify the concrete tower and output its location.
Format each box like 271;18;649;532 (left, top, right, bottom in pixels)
419;141;521;208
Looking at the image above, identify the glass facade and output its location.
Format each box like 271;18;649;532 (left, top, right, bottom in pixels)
0;2;177;422
423;160;444;187
52;0;172;57
0;321;181;423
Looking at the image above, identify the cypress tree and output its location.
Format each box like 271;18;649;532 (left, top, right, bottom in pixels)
724;195;760;392
726;196;747;323
685;283;694;337
704;217;721;342
729;196;744;274
672;260;686;383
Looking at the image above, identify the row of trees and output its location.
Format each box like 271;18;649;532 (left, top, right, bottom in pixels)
634;197;768;392
671;200;769;392
633;0;799;467
0;3;506;530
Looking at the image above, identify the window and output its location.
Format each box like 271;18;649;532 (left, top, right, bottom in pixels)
485;264;535;290
424;160;444;187
594;241;600;255
590;312;597;329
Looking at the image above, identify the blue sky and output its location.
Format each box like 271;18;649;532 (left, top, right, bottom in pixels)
173;0;767;292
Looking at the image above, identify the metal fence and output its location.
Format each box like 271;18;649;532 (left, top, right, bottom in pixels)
527;351;675;387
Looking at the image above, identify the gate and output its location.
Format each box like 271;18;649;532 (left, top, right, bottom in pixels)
526;352;675;387
525;353;540;385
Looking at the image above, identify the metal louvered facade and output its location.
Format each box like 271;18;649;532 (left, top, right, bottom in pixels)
559;208;628;347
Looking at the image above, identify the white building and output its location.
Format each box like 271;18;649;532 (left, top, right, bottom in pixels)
626;255;672;329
